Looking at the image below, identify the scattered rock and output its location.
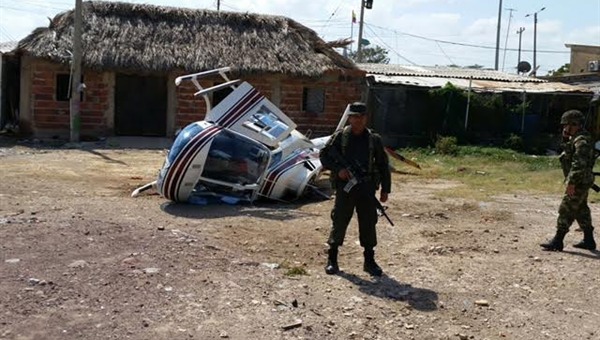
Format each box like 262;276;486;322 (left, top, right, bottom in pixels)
68;260;89;268
282;319;302;331
261;263;280;270
475;300;489;307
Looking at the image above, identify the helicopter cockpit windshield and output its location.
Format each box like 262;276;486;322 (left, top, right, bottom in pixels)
201;129;270;185
167;123;205;165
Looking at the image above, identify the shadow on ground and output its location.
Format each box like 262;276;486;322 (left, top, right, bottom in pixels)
337;271;438;311
161;200;323;221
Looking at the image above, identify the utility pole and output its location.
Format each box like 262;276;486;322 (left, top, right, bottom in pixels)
217;0;220;11
526;7;545;76
70;0;82;142
516;27;525;73
501;8;516;72
356;0;373;63
356;1;366;62
494;0;503;70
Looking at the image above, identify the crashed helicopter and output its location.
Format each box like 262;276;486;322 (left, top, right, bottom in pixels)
131;67;420;204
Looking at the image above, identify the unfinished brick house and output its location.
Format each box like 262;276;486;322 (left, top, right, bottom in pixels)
10;1;364;139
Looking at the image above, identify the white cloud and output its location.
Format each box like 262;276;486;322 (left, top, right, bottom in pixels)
565;25;600;46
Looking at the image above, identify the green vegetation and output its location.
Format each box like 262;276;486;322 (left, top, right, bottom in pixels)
348;45;390;64
280;260;309;276
391;145;600;203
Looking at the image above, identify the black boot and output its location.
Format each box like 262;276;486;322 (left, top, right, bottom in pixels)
540;229;568;251
573;227;596;251
363;248;383;276
325;247;339;275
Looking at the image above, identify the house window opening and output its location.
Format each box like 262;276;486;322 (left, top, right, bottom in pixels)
56;74;84;102
302;87;325;114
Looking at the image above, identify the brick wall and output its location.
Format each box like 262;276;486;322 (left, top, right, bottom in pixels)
25;60;364;139
28;59;111;138
174;70;365;137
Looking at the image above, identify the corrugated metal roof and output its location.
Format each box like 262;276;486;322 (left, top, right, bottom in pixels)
358;63;547;83
566;80;600;94
368;74;592;94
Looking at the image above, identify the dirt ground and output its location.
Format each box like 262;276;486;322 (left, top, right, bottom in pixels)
1;138;599;340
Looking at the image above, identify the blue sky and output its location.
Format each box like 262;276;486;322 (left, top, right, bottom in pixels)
1;0;598;75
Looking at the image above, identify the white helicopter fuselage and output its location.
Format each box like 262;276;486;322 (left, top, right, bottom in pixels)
148;67;329;204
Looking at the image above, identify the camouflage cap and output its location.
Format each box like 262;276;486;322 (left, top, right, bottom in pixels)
560;109;584;125
348;102;367;116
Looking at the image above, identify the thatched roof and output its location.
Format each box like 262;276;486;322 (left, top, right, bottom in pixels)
17;1;357;77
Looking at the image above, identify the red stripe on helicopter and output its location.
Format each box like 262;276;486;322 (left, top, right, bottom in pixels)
217;88;260;127
260;151;312;197
162;126;222;200
216;88;263;128
163;126;220;200
171;128;222;200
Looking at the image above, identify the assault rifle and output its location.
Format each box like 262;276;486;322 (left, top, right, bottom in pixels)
559;140;600;193
594;141;600;193
326;148;394;226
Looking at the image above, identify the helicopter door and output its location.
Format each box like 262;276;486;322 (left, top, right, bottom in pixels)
206;82;296;148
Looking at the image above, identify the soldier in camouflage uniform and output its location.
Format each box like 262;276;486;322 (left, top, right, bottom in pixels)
320;102;392;276
540;110;596;251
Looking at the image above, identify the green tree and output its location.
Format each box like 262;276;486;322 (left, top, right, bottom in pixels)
547;63;570;76
349;45;390;64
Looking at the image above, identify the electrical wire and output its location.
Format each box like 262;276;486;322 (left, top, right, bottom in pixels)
317;0;344;38
364;24;416;65
436;41;456;65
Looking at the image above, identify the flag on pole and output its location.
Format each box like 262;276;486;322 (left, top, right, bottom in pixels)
352;10;357;24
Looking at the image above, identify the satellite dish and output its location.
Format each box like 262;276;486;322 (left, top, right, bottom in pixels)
517;61;532;73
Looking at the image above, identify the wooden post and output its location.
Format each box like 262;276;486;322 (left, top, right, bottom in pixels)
70;0;83;142
464;77;473;130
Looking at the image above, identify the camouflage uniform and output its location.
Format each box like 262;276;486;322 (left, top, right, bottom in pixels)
319;101;392;275
320;127;391;248
541;109;596;251
557;130;595;233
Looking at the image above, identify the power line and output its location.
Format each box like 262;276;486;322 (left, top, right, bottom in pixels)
316;0;344;38
364;24;416;65
0;26;16;41
366;22;569;54
501;8;516;71
436;41;456;65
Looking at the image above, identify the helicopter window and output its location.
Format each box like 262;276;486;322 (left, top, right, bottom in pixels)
242;105;290;140
202;130;270;185
167;123;204;164
269;151;282;169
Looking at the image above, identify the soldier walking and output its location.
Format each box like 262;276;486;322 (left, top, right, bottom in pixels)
541;109;596;251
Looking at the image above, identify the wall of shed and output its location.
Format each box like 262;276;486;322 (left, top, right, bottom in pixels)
367;83;593;151
569;45;600;74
